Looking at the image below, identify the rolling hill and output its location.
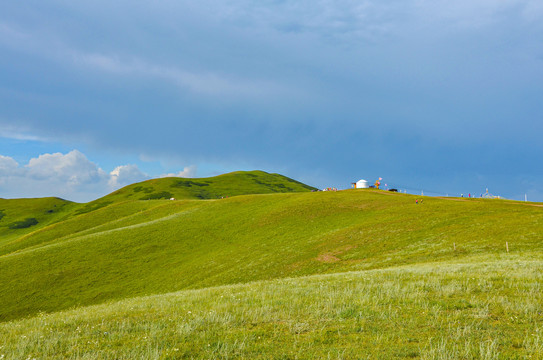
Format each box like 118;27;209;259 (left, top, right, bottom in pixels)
95;170;317;202
0;171;542;358
0;197;77;245
0;170;316;250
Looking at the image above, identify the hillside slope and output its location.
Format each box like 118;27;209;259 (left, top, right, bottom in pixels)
1;189;541;322
0;170;316;252
0;197;76;245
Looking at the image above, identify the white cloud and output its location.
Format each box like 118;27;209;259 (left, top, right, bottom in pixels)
26;150;108;186
0;156;21;186
0;155;19;174
0;150;198;201
109;164;149;188
160;165;197;178
0;150;110;201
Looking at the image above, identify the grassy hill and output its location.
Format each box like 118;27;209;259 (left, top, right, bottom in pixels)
0;172;542;358
0;197;77;245
95;170;317;203
0;170;315;255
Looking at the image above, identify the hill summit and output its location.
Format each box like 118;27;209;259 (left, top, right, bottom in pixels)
102;170;317;202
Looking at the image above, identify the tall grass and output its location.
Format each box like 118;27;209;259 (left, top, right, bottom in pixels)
1;257;541;359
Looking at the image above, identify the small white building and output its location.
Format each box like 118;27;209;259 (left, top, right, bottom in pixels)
354;179;369;189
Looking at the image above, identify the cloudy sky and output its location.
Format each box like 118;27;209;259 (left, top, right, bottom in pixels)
1;0;542;202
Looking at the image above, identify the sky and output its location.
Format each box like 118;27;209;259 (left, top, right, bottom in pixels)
1;0;542;202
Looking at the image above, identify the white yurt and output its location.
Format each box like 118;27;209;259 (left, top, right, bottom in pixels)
355;179;369;189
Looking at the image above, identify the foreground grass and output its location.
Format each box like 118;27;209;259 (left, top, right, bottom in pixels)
1;255;541;359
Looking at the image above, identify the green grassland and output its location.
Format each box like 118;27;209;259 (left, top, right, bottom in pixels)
0;197;77;245
1;256;542;359
96;170;317;203
0;170;315;254
0;171;542;358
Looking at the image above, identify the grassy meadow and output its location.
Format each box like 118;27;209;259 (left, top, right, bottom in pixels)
0;171;542;358
0;256;541;359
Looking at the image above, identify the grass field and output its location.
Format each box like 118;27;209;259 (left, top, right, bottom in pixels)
1;256;541;359
0;172;542;358
0;197;77;245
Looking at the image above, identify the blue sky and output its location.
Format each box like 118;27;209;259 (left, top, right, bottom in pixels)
1;0;542;202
